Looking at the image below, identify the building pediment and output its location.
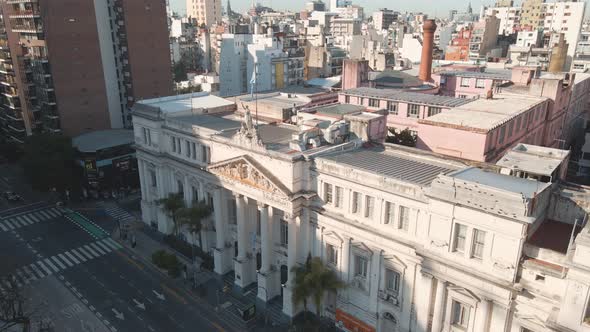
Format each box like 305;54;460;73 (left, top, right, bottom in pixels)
208;155;292;198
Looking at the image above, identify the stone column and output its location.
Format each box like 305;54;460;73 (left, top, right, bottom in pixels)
234;194;254;290
415;272;434;332
137;159;146;200
431;279;446;332
156;167;171;233
257;203;271;304
183;176;192;205
259;204;271;273
474;298;491;332
213;187;230;275
341;237;351;284
282;213;301;318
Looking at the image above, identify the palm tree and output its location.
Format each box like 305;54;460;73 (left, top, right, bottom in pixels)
177;200;212;251
292;254;345;320
156;193;185;236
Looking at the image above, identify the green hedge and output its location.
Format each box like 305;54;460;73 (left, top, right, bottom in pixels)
151;250;181;278
163;235;214;271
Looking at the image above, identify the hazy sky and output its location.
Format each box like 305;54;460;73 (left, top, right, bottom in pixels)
170;0;494;18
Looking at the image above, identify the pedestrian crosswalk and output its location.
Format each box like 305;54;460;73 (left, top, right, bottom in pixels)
0;207;62;232
104;206;135;224
0;238;123;291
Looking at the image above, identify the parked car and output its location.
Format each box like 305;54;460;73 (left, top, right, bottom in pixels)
3;191;21;201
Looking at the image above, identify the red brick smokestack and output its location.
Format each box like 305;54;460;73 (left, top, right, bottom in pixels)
419;19;437;82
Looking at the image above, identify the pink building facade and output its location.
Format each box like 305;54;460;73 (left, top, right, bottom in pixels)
417;94;551;162
338;87;472;133
433;71;512;98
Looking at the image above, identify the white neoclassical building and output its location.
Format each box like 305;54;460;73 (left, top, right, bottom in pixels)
132;92;590;332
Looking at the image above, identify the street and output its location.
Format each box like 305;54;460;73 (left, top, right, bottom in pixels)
0;164;238;332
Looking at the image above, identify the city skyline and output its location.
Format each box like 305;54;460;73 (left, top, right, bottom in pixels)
170;0;487;17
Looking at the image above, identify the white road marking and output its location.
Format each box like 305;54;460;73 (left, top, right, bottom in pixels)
4;220;15;230
95;241;112;253
50;256;67;270
58;253;74;267
83;244;101;258
28;214;39;222
89;242;107;255
64;251;80;264
76;247;95;260
43;258;60;273
36;261;53;275
0;222;8;231
105;238;123;249
30;263;44;278
71;249;88;262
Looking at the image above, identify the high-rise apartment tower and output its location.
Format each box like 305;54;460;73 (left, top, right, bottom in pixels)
0;0;173;141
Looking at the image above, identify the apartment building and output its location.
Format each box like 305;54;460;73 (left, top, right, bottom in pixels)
372;9;398;31
0;0;172;141
484;5;521;35
186;0;222;27
520;0;545;30
542;0;585;66
468;15;500;61
132;92;590;332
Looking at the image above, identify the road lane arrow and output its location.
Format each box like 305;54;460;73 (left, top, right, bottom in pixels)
133;298;146;310
111;308;125;320
152;290;165;301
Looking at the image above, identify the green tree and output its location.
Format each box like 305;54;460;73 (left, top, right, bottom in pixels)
156;193;185;236
292;255;346;319
20;133;82;192
177;200;212;251
173;61;188;82
386;128;417;147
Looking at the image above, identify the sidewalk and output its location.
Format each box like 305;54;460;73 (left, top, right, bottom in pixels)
103;203;289;331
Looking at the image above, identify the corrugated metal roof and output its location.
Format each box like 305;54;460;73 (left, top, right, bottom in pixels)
438;70;512;80
319;147;457;186
342;87;473;108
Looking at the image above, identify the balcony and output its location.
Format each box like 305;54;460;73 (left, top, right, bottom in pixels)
11;22;43;34
9;9;41;19
6;0;38;4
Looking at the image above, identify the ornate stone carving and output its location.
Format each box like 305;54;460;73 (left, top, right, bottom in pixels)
232;106;266;151
209;157;290;199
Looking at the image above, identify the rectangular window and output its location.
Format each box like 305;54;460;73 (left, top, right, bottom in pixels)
475;79;485;88
142;127;149;144
280;220;289;246
177;180;184;195
398;206;410;231
369;98;379;107
387;101;398;115
176;138;182;154
201;145;208;162
385;202;395;224
385;268;400;294
192;186;199;202
352;192;361;214
454;223;467;253
186;141;191;157
324;183;333;204
207;193;214;210
171;136;176;152
229;199;237;224
451;300;470;328
516;117;522;132
345;95;350;103
407;104;420;118
354;255;368;278
428;107;442;117
191;142;196;159
327;244;338;266
460;77;471;87
150;170;157;187
471;229;486;259
256;210;261;236
508;122;514;137
498;126;506;144
335;186;343;208
365;196;375;218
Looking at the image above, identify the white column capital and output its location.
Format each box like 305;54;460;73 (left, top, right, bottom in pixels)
257;202;268;210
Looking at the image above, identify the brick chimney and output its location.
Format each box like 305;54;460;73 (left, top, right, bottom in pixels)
419;19;437;82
